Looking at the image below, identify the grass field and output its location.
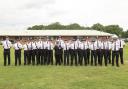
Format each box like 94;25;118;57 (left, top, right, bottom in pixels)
0;45;128;89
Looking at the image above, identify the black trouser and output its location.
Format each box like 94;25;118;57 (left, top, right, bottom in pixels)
38;49;42;65
44;49;48;65
41;49;45;65
31;49;37;65
4;49;10;66
60;51;63;63
79;49;83;66
28;50;32;65
101;49;107;66
86;49;90;64
91;50;97;66
35;49;39;65
112;51;119;67
97;49;101;65
83;49;87;65
24;50;28;65
15;50;21;66
106;50;111;64
70;49;77;66
47;50;53;65
78;49;81;65
55;54;61;65
119;48;123;64
64;50;69;65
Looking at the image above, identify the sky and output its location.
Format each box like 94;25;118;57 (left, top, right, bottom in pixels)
0;0;128;31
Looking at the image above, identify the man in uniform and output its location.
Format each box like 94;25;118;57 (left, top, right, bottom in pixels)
23;40;29;65
96;36;102;65
2;36;12;66
86;37;91;64
112;37;120;67
90;39;97;66
47;39;54;65
63;40;70;66
100;38;107;66
13;39;22;66
27;39;33;65
56;36;64;63
118;38;125;64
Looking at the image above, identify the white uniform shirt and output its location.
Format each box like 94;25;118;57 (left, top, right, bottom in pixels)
84;41;90;49
27;42;32;50
70;42;75;50
90;42;97;50
32;42;38;50
105;41;112;50
13;42;22;50
118;39;125;48
47;42;54;50
96;40;102;49
23;44;28;50
74;41;81;49
63;42;70;50
111;41;120;51
2;40;12;49
79;42;84;50
100;42;106;49
56;39;64;47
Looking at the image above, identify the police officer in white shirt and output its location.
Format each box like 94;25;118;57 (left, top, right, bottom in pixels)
27;39;33;65
56;36;64;63
85;37;91;64
96;36;102;65
63;40;70;66
23;40;29;65
106;37;112;64
118;38;125;64
100;38;107;66
69;39;77;66
38;38;43;65
2;36;12;66
47;39;54;65
111;38;120;67
90;39;97;66
78;40;85;66
31;39;38;65
13;39;22;66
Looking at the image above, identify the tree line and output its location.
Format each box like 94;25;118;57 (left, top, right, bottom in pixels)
27;22;128;38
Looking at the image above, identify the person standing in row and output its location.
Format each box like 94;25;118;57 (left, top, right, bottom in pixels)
106;37;112;64
90;39;97;66
38;39;43;65
54;41;63;65
56;36;64;63
13;39;22;66
118;38;125;64
63;40;70;66
86;37;91;64
96;37;102;65
27;39;33;65
2;37;12;66
79;40;84;66
83;39;88;66
47;39;54;65
23;40;29;65
112;38;120;67
100;38;107;66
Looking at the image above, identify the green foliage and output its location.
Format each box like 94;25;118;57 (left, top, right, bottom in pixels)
27;22;127;38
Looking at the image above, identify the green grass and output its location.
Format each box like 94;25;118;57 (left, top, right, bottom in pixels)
0;45;128;89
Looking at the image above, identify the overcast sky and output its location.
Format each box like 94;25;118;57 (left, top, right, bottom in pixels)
0;0;128;31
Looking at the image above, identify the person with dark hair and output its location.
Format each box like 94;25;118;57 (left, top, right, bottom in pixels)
63;40;70;66
90;39;97;66
54;41;63;65
13;39;22;66
2;36;12;66
112;38;120;67
23;40;29;65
